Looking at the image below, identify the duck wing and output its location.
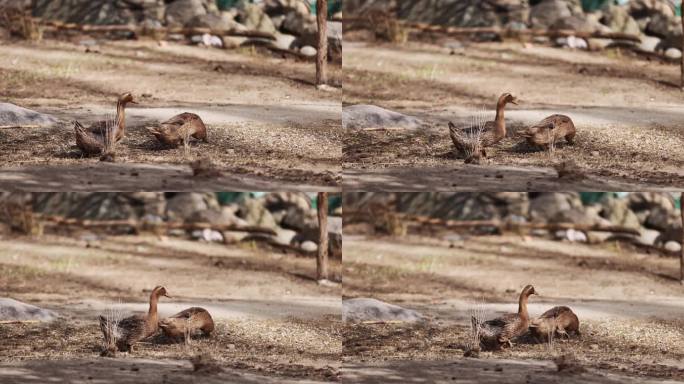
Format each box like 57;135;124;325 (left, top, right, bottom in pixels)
118;314;148;345
74;121;104;155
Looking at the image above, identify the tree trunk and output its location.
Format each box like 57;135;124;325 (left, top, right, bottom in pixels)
316;0;328;87
317;192;329;281
681;11;684;89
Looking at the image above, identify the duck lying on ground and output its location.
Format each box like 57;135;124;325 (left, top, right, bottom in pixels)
147;112;207;148
529;305;580;342
159;307;214;345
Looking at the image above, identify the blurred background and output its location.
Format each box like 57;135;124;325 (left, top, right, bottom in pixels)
0;192;342;381
342;192;684;382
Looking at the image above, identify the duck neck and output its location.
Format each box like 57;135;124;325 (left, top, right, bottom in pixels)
147;293;158;323
493;97;507;138
518;293;529;320
115;100;127;136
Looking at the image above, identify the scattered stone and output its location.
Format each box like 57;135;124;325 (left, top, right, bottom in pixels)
300;240;318;252
664;240;682;253
299;45;317;57
0;103;58;127
665;47;682;60
343;104;423;131
0;298;58;322
343;298;424;323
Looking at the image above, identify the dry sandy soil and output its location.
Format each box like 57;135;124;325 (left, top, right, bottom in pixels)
343;40;684;191
342;232;684;383
0;39;342;191
0;233;342;383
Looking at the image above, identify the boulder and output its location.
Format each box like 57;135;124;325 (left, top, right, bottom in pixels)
665;47;682;59
0;103;58;127
272;33;297;50
299;45;317;56
664;240;682;253
165;0;216;27
645;206;677;231
30;192;165;222
222;36;247;49
343;104;423;130
166;193;219;221
530;0;581;29
239;3;277;35
528;193;583;222
600;197;641;230
343;298;424;323
328;21;343;62
264;0;311;17
637;228;661;246
0;298;57;322
282;10;317;46
187;12;244;30
33;0;165;25
240;198;278;230
601;4;641;35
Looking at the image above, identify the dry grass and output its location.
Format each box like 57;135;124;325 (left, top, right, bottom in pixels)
342;319;684;380
0;316;341;380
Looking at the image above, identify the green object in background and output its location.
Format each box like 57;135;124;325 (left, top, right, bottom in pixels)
216;192;256;205
310;0;342;17
581;0;612;12
579;192;610;205
217;0;242;10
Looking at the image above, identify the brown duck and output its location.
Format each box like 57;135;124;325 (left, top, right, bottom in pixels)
448;93;518;163
74;92;136;155
519;114;576;150
159;307;214;344
529;305;580;342
99;286;171;353
473;285;536;350
147;112;207;148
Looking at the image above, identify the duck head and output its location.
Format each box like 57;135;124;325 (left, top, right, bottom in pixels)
522;284;537;297
152;285;171;299
118;92;137;105
499;92;518;106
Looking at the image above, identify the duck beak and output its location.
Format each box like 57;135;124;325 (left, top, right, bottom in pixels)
164;293;172;298
130;100;138;104
511;99;519;105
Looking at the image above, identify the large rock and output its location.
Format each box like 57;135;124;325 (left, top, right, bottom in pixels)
343;298;424;323
343;105;423;131
282;9;317;46
0;298;57;322
240;198;278;230
31;192;165;221
600;197;641;230
239;3;277;34
601;4;641;36
166;193;219;221
264;0;311;17
0;103;58;127
187;12;244;30
528;193;583;222
328;21;342;62
530;0;583;29
33;0;164;25
165;0;218;27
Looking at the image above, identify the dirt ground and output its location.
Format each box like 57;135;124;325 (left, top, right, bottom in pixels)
0;233;342;383
343;40;684;190
341;232;684;383
0;39;342;190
